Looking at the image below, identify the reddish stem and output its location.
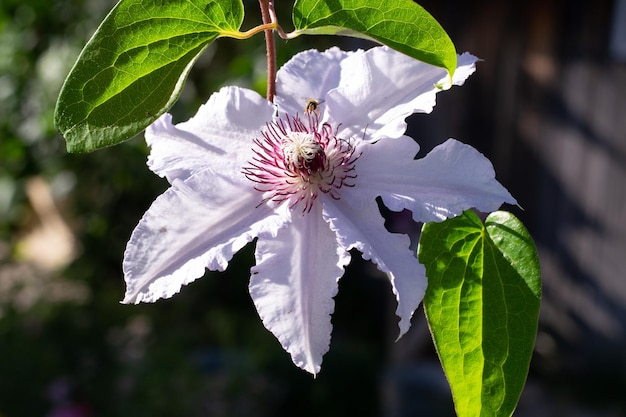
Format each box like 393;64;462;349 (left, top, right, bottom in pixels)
259;0;276;102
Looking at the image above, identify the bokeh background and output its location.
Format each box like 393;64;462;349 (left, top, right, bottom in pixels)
1;0;625;415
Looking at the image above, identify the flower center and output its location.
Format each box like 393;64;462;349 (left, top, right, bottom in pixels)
282;132;325;172
243;113;359;212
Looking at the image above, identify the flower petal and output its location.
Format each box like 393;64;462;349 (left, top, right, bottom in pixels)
249;203;350;375
123;170;290;304
146;86;274;183
326;47;478;142
275;47;351;116
356;137;517;223
322;195;426;339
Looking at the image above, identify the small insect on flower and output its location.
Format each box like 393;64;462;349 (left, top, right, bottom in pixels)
304;98;324;115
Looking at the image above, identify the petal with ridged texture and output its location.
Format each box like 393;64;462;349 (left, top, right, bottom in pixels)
322;195;426;339
123;170;290;304
326;48;478;142
275;47;350;116
357;137;517;223
146;86;274;183
250;203;350;375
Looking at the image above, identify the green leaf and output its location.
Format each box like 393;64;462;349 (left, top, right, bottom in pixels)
292;0;456;77
54;0;244;153
418;210;541;417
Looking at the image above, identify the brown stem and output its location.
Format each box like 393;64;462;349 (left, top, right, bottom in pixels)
259;0;276;102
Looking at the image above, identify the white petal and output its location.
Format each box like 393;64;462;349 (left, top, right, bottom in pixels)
356;137;517;223
453;52;480;88
146;86;274;182
322;196;426;339
250;203;350;375
123;170;290;304
275;47;351;116
326;47;477;142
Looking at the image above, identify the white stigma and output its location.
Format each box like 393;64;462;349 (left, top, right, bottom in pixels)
282;132;324;170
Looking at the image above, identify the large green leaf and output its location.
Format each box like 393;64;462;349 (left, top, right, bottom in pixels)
54;0;244;153
418;211;541;417
292;0;456;76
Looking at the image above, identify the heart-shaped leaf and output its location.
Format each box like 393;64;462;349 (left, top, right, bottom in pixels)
55;0;244;152
292;0;456;76
418;210;541;417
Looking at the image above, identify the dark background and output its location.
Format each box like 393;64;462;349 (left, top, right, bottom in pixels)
1;0;625;415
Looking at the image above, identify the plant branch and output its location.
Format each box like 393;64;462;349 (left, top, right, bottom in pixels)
259;0;276;102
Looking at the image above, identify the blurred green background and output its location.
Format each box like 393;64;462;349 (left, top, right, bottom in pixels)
2;0;626;416
0;1;397;415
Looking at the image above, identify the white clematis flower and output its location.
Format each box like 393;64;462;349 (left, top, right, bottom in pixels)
122;46;516;375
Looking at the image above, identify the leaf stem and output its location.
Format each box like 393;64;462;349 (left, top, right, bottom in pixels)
221;23;277;39
259;0;276;102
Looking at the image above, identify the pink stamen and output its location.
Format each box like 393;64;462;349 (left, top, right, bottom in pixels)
243;113;360;213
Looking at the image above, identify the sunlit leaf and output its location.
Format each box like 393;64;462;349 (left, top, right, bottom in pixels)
418;210;541;417
54;0;244;152
292;0;456;76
